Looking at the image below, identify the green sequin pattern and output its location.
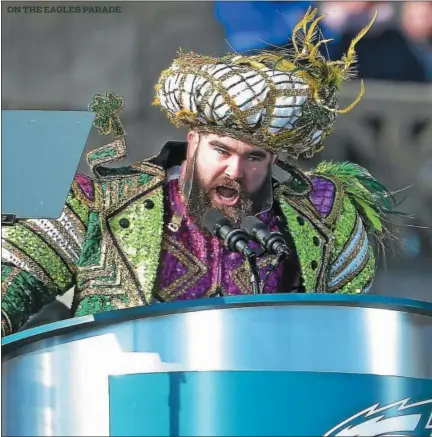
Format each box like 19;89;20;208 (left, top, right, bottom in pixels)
118;179;126;200
279;199;323;292
3;225;74;290
88;91;125;137
331;197;357;263
138;173;151;186
74;294;128;317
108;187;164;303
88;147;117;164
99;182;108;208
327;195;377;293
66;194;90;227
1;264;14;290
116;174;153;203
339;249;375;294
92;263;118;285
77;211;102;267
2;267;57;333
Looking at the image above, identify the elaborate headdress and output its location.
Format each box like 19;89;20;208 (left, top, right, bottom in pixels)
153;7;376;159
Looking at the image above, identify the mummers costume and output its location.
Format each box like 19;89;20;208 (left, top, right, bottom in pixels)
1;9;397;336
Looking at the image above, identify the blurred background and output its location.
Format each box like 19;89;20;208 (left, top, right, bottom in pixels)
2;1;432;327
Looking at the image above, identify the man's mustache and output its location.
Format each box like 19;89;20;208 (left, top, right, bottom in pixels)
209;177;245;192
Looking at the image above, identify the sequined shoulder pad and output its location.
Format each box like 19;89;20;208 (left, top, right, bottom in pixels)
307;175;337;219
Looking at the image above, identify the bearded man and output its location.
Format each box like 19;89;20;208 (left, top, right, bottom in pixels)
1;9;397;336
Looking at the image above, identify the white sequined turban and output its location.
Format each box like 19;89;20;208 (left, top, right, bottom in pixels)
153;7;376;159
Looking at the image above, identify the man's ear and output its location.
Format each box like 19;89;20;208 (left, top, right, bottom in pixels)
187;130;199;157
187;130;195;143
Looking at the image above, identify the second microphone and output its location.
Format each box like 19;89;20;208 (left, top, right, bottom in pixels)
241;216;291;257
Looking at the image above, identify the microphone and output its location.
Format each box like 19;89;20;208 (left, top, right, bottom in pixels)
203;209;255;259
241;216;291;257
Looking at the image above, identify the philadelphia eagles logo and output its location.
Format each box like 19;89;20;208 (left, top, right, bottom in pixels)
324;398;432;436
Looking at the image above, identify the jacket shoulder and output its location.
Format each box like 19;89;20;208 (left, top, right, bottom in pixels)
309;161;397;235
308;161;400;294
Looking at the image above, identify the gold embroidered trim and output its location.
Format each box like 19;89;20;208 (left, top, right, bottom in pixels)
71;179;94;209
103;171;164;216
232;254;277;294
324;176;345;228
156;235;207;301
87;138;127;173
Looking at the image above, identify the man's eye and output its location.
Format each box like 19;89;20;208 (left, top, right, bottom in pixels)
248;156;262;162
216;148;229;156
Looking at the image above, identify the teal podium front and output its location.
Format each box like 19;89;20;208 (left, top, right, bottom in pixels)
2;295;432;436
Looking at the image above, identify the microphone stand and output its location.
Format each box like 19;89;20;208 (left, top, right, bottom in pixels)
203;210;262;295
261;249;288;291
243;248;261;295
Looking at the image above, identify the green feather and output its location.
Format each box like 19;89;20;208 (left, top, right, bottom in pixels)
312;161;398;234
355;199;383;232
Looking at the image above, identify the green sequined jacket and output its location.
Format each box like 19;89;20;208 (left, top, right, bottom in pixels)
1;138;386;336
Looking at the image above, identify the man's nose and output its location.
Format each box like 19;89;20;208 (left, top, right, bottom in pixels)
225;156;244;181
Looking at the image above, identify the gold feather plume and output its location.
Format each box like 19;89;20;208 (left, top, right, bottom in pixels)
232;7;377;114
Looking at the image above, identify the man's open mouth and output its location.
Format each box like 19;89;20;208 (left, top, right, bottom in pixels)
215;185;240;206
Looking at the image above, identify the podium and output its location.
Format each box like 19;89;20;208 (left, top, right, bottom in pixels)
2;294;432;436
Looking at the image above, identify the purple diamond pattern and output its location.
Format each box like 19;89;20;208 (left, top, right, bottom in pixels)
309;176;336;218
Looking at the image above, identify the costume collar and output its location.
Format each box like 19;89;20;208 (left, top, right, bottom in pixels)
148;141;187;169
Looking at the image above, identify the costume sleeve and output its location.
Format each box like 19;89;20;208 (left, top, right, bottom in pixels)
326;198;376;294
312;161;399;295
1;173;94;336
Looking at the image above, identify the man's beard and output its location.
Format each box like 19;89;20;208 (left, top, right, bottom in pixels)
185;173;255;232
